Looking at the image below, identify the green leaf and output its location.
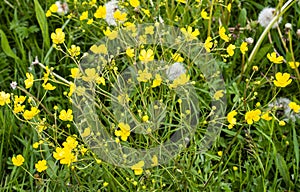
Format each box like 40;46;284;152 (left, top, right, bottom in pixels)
275;153;292;187
253;44;272;63
0;30;19;60
238;8;247;27
293;125;299;170
34;0;50;49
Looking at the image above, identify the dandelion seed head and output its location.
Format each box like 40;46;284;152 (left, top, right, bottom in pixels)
105;0;119;26
166;62;186;81
55;1;69;15
258;7;282;28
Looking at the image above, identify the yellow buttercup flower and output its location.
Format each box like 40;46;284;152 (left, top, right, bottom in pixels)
261;111;272;121
201;9;210;20
289;102;300;113
227;110;237;128
137;69;152;83
152;74;162;88
113;10;127;22
172;53;184;62
24;73;34;89
219;26;230;42
115;122;131;141
103;28;118;40
180;26;199;41
288;61;300;69
23;107;40;120
42;83;56;90
240;42;248;54
131;160;144;175
59;109;73;121
82;68;100;82
68;45;80;57
204;36;213;52
245;109;261;125
51;28;65;44
226;44;236;56
126;48;135;58
273;72;292;87
0;91;10;106
49;4;58;12
90;44;108;54
267;52;284;64
70;68;82;79
130;0;140;8
151;155;158;166
80;11;88;20
12;154;25;166
94;6;106;19
279;120;286;126
35;160;48;172
213;90;224;100
139;49;154;63
169;73;190;88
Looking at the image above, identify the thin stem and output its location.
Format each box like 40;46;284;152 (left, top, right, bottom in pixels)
207;0;215;37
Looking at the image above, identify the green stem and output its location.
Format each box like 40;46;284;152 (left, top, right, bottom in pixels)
242;0;296;73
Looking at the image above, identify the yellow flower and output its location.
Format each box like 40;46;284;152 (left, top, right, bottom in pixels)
82;68;100;82
145;26;154;35
49;4;58;12
261;111;272;121
137;70;153;82
81;127;91;137
90;44;108;54
139;49;154;63
113;10;127;22
59;109;73;121
204;36;213;52
227;110;237;128
42;83;56;90
68;45;80;57
141;8;150;17
152;74;162;88
70;68;82;79
226;44;236;56
68;83;76;97
267;52;284;64
103;28;118;40
103;182;109;187
176;0;187;3
23;107;40;120
273;72;292;88
24;73;34;89
172;53;184;62
245;109;261;124
14;105;25;113
46;10;52;17
126;48;135;58
214;90;224;100
279;120;286;126
288;61;300;69
51;28;65;44
94;6;106;19
169;74;190;88
289;102;300;113
219;26;230;42
115;122;131;141
80;11;88;20
227;3;232;12
130;0;140;8
131;160;144;175
35;160;48;172
33;142;39;149
0;91;10;106
233;166;238;171
12;154;25;166
151;155;158;166
201;9;210;20
240;42;248;54
217;151;223;157
180;26;200;41
63;136;78;150
142;115;149;122
53;147;76;166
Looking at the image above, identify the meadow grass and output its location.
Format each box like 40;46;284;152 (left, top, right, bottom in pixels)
0;0;300;191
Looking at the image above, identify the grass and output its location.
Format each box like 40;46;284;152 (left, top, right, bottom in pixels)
1;0;300;191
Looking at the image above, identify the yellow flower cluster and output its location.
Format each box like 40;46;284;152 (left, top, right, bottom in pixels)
115;122;131;141
169;74;190;89
0;91;10;106
53;136;78;166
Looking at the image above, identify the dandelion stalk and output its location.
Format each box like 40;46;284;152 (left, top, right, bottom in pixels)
242;0;296;73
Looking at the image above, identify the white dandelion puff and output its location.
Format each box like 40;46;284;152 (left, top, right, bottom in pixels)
166;62;186;81
257;7;282;28
55;1;69;15
105;0;119;26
